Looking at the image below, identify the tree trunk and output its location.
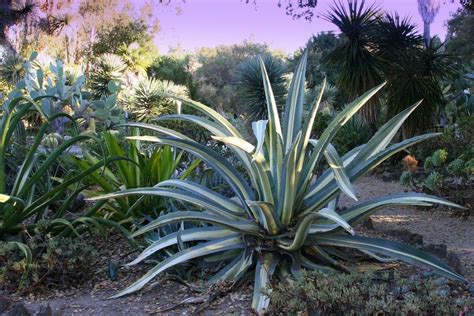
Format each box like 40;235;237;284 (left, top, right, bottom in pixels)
423;21;431;47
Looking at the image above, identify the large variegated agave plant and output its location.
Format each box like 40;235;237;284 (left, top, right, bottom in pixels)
92;53;467;313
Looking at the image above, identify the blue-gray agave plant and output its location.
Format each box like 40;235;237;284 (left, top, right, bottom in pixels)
92;52;467;313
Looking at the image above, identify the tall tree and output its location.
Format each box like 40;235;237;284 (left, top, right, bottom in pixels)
417;0;441;46
0;0;35;57
324;0;382;132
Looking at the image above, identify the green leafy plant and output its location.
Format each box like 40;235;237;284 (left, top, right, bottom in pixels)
236;54;287;122
92;53;467;313
88;53;127;99
268;270;472;315
73;131;199;221
125;77;188;123
0;83;126;241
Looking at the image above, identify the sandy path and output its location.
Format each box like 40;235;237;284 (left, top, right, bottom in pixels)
339;175;474;280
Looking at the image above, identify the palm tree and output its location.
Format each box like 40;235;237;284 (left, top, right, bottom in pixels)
324;0;383;133
236;54;287;122
417;0;441;46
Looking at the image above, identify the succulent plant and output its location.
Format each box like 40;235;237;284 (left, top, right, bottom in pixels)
92;52;466;313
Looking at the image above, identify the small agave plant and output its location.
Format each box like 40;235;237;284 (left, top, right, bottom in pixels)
92;53;467;313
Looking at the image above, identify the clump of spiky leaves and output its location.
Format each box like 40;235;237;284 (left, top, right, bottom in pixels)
91;52;467;313
88;53;127;98
126;76;188;123
0;54;25;86
236;54;287;122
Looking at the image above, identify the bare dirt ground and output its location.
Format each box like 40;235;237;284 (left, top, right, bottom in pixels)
4;175;473;315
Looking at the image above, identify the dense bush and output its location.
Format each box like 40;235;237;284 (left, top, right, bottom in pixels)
268;270;472;315
0;231;98;292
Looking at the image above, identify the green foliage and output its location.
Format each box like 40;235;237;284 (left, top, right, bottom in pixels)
74;131;199;221
92;54;465;313
191;41;286;114
424;171;444;191
268;270;471;315
88;54;127;99
125;77;188;123
446;8;474;64
148;55;194;92
324;0;383;129
432;149;448;167
400;171;413;187
0;54;26;86
236;54;287;122
292;32;342;88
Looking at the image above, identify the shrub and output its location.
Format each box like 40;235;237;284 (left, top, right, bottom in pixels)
0;233;98;292
268;270;472;315
92;53;466;313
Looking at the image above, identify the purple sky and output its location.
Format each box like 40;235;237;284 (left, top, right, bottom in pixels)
153;0;461;55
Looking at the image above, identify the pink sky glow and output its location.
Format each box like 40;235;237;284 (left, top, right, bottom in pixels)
153;0;462;54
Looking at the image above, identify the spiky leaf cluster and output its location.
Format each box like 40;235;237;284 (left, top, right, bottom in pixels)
92;53;466;313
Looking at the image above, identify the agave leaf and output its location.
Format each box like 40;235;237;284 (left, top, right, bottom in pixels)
128;211;261;237
156;114;226;136
343;192;463;225
246;200;281;235
121;122;192;140
211;136;255;153
157;179;245;215
300;83;386;193
127;136;255;204
260;57;284;184
279;132;302;226
303;133;440;213
283;50;307;152
352;100;422;164
321;142;357;201
162;94;243;138
211;250;253;282
88;187;244;219
297;78;326;174
128;227;237;266
252;252;279;313
313;235;467;283
111;236;244;298
252;120;268;160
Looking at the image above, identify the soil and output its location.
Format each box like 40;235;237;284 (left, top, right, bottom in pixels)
2;175;473;315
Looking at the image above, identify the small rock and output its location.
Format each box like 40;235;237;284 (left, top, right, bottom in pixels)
447;252;462;274
0;296;10;313
36;304;52;316
423;244;448;258
7;304;31;316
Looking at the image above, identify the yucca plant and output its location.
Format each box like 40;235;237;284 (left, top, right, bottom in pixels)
91;53;468;313
236;54;287;122
0;54;26;86
88;53;127;99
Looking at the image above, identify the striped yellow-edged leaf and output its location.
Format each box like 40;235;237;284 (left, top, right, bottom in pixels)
87;187;244;219
211;136;255;153
299;83;386;193
129;211;262;237
282;50;307;152
111;236;244;298
246;200;281;235
126;135;255;204
157;179;246;215
279;132;302;226
127;227;236;266
312;235;467;283
252;120;268;160
252;252;279;312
